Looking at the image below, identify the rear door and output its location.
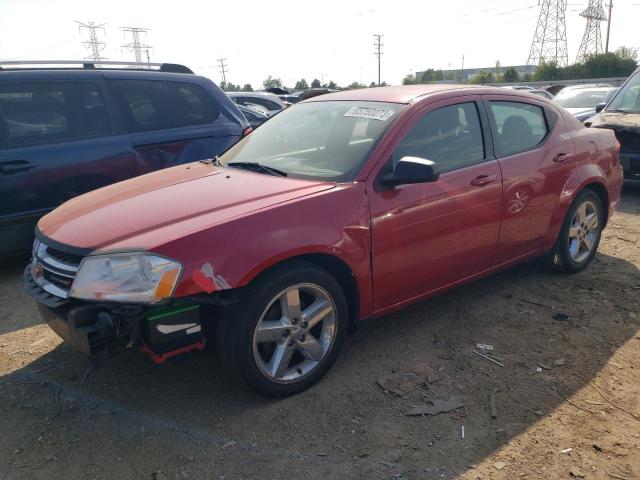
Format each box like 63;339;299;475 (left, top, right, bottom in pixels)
105;77;245;171
482;95;577;264
0;76;134;254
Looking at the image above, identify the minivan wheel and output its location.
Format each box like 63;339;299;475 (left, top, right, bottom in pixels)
546;189;604;273
216;261;348;397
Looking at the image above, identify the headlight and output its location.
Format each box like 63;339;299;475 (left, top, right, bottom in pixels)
70;253;182;303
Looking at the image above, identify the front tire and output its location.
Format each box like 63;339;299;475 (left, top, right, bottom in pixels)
216;261;348;397
546;189;604;273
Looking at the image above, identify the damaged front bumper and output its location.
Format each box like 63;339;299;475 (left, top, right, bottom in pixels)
24;266;209;363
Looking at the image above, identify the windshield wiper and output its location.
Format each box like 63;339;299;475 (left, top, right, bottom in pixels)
227;162;288;177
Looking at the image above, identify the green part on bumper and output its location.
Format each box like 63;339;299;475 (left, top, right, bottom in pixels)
145;304;199;322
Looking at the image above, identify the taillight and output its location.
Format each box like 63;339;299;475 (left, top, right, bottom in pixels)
242;127;252;137
614;139;621;153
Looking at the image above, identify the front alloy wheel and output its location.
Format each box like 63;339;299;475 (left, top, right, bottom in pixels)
217;261;348;397
253;284;337;383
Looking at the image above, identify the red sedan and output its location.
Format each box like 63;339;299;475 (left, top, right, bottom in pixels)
25;85;623;397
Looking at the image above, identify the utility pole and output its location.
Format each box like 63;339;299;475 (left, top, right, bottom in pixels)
605;0;613;53
460;54;465;83
76;21;106;61
145;49;151;65
218;58;228;89
120;26;152;64
373;34;383;86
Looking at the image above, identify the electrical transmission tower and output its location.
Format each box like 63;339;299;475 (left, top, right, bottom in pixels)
373;34;383;86
218;58;228;88
120;26;152;64
76;21;106;61
527;0;568;67
576;0;607;62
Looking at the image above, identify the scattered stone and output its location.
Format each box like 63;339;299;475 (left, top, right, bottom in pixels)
553;312;569;321
561;448;573;454
570;468;585;478
45;454;56;462
221;441;236;450
592;444;604;452
534;410;544;416
554;357;566;367
613;448;629;457
493;461;506;470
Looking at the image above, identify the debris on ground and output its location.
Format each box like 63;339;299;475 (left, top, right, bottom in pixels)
405;398;465;417
553;312;570;321
537;362;553;370
561;447;573;454
489;389;499;418
473;350;504;367
554;357;566;367
476;343;494;352
493;461;506;470
570;467;586;478
377;363;439;395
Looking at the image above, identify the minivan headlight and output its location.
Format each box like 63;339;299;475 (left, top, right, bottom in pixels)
70;253;182;303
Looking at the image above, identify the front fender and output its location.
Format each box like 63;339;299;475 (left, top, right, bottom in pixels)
155;183;374;318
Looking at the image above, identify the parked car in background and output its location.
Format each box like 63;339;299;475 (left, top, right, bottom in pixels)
587;68;640;184
503;85;535;91
237;104;269;129
529;89;554;100
25;85;622;397
227;92;286;115
554;84;618;122
0;61;249;258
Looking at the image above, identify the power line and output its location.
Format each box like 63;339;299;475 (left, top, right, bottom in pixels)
374;34;383;86
527;0;569;67
76;21;106;61
576;0;607;62
218;58;228;88
120;26;152;64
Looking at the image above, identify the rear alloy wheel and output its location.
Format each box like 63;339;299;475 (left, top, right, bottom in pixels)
547;189;603;273
217;261;347;397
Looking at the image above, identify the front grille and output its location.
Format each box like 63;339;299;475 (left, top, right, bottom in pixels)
46;247;83;267
32;241;83;299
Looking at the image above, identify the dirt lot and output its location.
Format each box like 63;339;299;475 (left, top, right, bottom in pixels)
1;190;639;480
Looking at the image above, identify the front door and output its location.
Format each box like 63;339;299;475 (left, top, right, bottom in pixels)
369;98;503;313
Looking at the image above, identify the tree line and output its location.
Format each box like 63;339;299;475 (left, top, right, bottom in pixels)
403;47;638;86
220;75;388;93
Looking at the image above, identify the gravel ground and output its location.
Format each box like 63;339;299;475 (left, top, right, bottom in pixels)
0;188;639;480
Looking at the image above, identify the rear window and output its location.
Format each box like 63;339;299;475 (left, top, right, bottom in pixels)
107;80;221;132
0;82;110;148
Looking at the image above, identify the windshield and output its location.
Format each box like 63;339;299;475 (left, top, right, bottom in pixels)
555;89;610;108
607;70;640;113
220;100;403;182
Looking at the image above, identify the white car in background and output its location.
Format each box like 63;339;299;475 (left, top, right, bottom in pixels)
227;91;287;115
554;84;618;122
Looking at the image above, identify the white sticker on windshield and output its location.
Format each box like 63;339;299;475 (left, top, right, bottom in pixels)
344;106;395;121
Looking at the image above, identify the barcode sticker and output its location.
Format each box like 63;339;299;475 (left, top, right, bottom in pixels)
344;106;395;121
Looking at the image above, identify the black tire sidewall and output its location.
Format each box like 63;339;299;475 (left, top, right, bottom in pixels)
558;190;603;273
220;261;348;397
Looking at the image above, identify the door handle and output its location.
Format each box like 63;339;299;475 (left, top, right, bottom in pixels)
470;174;498;187
553;153;571;163
0;160;39;175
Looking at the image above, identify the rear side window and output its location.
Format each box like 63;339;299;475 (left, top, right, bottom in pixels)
0;82;110;148
393;102;485;173
107;80;220;133
489;101;548;156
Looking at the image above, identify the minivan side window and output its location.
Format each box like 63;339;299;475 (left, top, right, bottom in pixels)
107;80;221;133
0;82;110;148
489;101;548;156
392;102;485;174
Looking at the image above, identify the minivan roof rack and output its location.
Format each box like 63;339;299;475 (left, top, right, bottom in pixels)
0;60;193;74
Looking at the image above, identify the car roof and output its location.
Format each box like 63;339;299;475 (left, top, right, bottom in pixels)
302;84;526;105
227;91;280;98
0;68;204;83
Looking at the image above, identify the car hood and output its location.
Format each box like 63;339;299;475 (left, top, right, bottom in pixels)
589;111;640;152
38;162;336;251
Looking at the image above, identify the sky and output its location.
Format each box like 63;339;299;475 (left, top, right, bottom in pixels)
0;0;638;89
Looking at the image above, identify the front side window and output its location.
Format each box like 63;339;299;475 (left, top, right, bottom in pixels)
107;80;221;132
490;101;548;156
607;71;640;113
0;82;110;148
392;102;485;174
221;101;403;182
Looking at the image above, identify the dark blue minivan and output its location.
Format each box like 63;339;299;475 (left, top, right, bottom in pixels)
0;62;250;257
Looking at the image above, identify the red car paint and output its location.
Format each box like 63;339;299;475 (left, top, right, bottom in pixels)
37;85;623;321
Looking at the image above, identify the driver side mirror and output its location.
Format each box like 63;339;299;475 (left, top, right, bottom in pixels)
380;156;440;188
595;102;606;113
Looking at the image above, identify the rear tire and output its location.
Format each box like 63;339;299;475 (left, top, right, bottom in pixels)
216;260;348;397
544;189;603;273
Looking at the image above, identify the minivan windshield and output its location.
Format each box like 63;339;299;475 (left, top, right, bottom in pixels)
220;100;403;182
607;70;640;113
